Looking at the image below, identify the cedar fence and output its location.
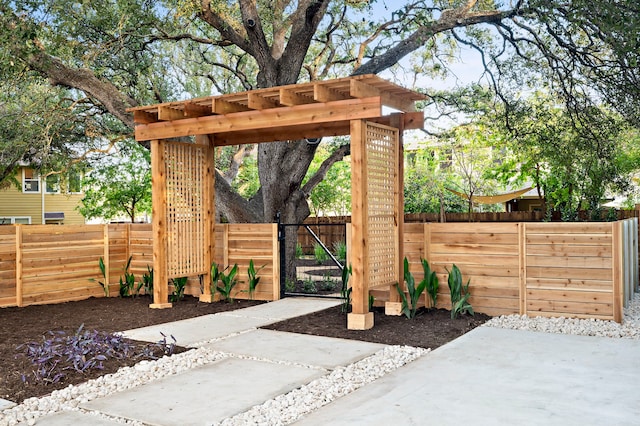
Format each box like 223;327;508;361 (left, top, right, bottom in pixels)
373;219;638;322
1;219;637;323
0;223;279;308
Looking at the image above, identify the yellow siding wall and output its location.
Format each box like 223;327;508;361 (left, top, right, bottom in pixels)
0;168;85;225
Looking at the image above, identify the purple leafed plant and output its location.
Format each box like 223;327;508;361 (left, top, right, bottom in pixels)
17;324;177;385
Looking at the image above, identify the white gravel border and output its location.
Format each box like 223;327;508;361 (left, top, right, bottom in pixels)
484;292;640;339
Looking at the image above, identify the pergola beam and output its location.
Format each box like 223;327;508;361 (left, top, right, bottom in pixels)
135;97;384;142
212;111;424;146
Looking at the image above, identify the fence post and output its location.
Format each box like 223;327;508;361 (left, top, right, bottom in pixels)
612;221;623;323
103;225;110;297
518;223;527;316
15;225;22;307
272;223;281;300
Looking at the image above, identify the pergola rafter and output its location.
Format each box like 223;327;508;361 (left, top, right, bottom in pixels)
128;74;426;329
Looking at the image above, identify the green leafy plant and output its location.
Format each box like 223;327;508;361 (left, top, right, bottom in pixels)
246;259;265;299
421;258;439;309
446;264;474;319
285;278;296;292
333;241;347;261
396;257;428;319
138;265;153;296
369;294;375;311
90;257;109;297
119;256;136;298
313;243;329;264
170;277;188;302
340;265;353;314
295;242;304;259
302;277;317;293
211;263;239;302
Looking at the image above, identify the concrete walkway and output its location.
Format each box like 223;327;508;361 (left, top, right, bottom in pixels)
29;299;640;425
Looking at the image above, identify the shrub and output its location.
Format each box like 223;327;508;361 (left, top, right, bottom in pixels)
295;242;304;259
211;263;239;302
333;241;347;261
396;257;427;319
170;277;188;302
139;265;153;296
246;259;265;299
302;277;317;293
17;325;176;385
421;258;439;309
118;256;136;297
313;243;329;264
340;265;352;314
446;264;474;319
90;257;109;297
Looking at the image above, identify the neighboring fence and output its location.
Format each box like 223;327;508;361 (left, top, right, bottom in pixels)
394;219;638;322
0;223;279;308
300;210;640;253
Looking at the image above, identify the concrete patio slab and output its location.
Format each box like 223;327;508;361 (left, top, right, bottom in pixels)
35;410;122;425
216;297;341;321
121;298;341;347
81;357;323;426
203;328;385;369
295;327;640;426
122;314;271;346
0;398;15;411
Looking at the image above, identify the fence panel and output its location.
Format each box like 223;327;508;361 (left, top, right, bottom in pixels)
0;227;16;306
19;225;105;305
524;222;617;321
212;224;279;301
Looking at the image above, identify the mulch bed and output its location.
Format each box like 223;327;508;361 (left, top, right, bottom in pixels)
0;295;489;404
264;305;489;349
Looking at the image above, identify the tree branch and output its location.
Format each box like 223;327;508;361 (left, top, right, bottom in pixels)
28;52;137;129
301;143;350;196
353;5;522;76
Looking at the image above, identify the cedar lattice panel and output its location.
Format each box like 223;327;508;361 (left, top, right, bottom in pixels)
366;122;398;289
164;142;207;278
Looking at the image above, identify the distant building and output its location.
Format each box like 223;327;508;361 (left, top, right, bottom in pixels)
0;166;86;225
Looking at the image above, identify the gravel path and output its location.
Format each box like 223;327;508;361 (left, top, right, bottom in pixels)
2;293;639;425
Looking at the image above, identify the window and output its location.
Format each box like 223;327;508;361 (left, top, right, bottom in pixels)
0;217;31;225
22;169;40;193
67;170;82;194
45;175;60;194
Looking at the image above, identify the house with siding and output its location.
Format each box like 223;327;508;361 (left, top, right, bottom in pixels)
0;166;86;225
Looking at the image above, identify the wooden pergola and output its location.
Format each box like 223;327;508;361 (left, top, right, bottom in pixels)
128;75;426;329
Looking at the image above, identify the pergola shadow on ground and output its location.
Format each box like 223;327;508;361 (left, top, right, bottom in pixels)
128;75;426;329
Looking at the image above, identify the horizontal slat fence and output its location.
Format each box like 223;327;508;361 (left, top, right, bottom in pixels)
0;223;279;308
1;220;635;322
392;219;637;322
212;224;279;301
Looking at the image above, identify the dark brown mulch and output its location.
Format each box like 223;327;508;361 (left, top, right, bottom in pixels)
264;305;490;349
0;296;263;404
0;295;489;405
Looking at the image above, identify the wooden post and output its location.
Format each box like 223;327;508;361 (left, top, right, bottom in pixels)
386;113;403;316
150;139;172;308
423;223;432;308
271;223;281;300
199;135;216;303
348;119;373;330
15;225;23;307
103;225;111;297
612;221;623;323
518;223;527;315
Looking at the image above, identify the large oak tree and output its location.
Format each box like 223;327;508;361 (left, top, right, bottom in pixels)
1;0;638;228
